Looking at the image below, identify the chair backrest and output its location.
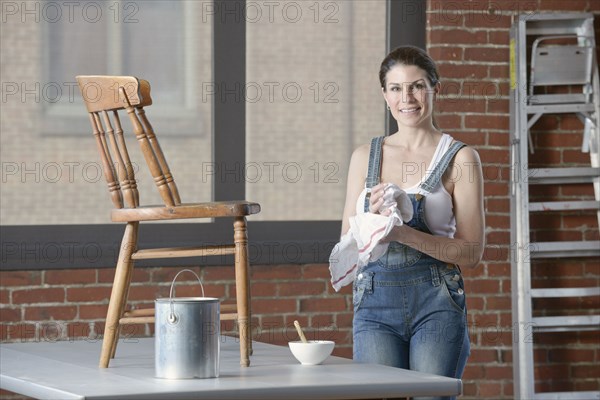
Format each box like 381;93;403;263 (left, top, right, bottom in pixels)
76;75;181;209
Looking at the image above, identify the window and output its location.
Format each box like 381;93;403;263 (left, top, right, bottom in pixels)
44;1;205;136
246;1;386;221
1;0;212;227
0;0;425;269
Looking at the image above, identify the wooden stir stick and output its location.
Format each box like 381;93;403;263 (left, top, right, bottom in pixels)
293;320;308;343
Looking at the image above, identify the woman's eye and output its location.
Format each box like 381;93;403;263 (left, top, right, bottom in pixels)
411;83;426;91
390;86;400;92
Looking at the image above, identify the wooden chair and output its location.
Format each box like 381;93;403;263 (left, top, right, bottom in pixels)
75;75;260;368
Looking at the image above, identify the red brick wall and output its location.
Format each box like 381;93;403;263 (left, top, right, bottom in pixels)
2;1;600;400
427;0;600;398
0;265;352;350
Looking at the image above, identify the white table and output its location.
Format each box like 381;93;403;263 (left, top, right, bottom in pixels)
0;337;462;399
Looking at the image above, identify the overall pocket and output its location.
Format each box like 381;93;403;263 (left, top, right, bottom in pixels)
383;241;422;270
353;271;374;311
441;271;466;313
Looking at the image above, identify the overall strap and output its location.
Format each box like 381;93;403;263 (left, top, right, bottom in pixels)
364;136;385;212
419;140;466;194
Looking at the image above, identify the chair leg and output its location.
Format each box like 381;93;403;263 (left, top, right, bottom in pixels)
99;222;138;368
110;255;135;359
234;217;251;367
247;260;253;357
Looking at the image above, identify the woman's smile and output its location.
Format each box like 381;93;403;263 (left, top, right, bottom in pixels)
399;106;421;114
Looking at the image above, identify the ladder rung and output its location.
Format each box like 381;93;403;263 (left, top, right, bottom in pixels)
525;14;596;36
534;391;600;400
531;287;600;298
529;200;600;212
526;103;595;114
526;102;595;113
532;315;600;332
530;241;600;258
528;168;600;185
528;94;589;105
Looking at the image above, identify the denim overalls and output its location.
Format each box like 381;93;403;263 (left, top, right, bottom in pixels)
353;136;470;400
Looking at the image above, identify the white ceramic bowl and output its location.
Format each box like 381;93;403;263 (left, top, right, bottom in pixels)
288;340;335;365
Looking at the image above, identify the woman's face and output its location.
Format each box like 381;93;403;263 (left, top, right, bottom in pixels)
382;64;438;129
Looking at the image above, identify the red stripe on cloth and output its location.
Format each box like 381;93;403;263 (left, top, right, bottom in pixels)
333;264;357;285
358;226;386;253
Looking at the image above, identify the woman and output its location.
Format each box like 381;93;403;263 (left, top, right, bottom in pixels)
341;46;484;393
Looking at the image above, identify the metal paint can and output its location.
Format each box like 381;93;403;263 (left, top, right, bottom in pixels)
155;269;220;379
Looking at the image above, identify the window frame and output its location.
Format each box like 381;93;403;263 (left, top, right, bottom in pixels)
0;0;425;271
40;0;203;137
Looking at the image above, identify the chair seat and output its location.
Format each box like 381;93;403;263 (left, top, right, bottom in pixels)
111;201;261;222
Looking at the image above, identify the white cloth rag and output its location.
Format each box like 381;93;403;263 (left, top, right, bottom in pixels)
329;184;413;292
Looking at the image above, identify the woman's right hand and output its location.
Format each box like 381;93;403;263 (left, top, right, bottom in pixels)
368;183;392;216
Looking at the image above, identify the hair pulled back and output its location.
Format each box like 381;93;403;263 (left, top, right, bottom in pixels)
379;46;440;91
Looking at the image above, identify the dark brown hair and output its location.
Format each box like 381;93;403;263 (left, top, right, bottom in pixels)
379;46;440;91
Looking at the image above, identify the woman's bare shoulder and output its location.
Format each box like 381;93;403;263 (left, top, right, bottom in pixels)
348;142;372;168
454;144;481;165
353;142;371;157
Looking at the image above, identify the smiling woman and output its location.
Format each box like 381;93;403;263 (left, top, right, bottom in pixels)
336;46;485;400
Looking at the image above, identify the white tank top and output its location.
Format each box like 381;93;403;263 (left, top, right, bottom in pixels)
355;133;457;238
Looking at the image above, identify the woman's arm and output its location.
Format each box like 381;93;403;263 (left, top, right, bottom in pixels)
379;146;485;268
340;144;370;236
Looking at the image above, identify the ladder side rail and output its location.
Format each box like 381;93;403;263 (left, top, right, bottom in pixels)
512;16;536;400
576;34;595;106
509;24;522;400
518;16;536;399
589;25;600;226
510;22;525;399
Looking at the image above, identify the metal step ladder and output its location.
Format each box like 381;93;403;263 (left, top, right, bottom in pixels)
509;13;600;400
